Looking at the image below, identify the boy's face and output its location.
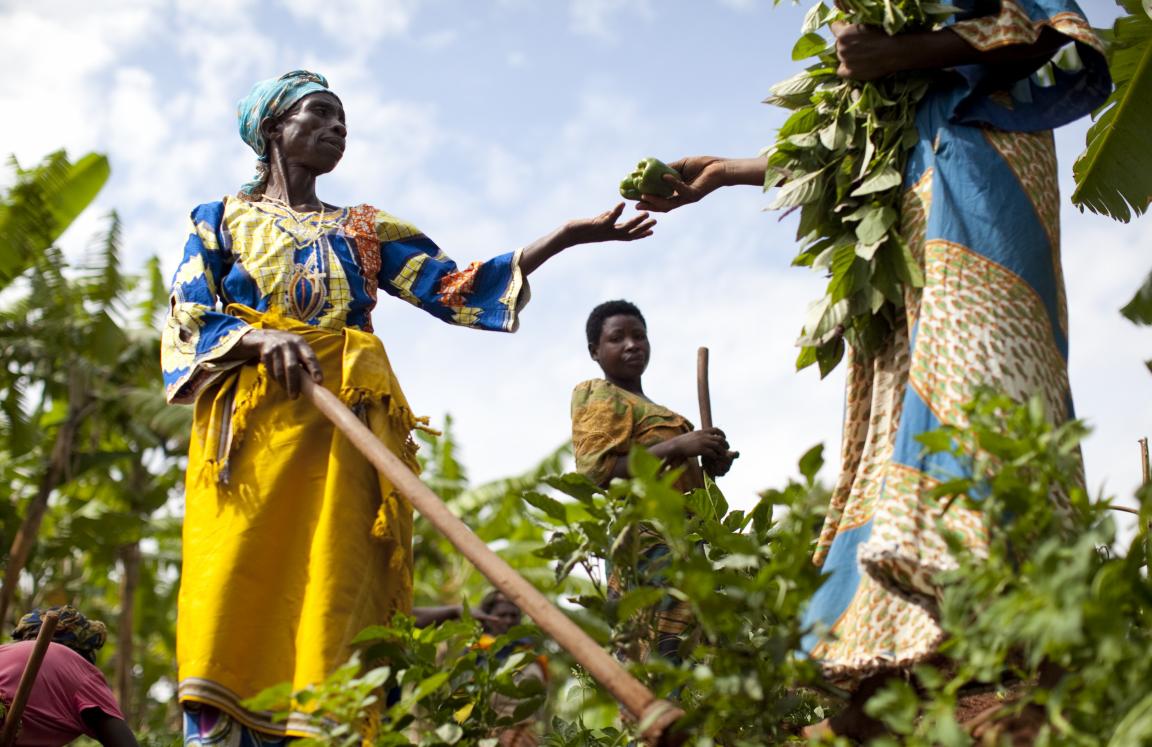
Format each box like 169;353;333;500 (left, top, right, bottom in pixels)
590;314;650;382
485;600;523;635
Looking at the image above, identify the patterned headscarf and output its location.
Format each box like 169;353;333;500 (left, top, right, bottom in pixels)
236;70;333;196
12;605;107;663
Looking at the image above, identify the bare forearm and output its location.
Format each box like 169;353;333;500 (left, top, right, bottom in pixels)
413;605;463;627
217;328;260;363
717;157;770;187
836;23;1067;80
518;224;577;276
518;202;655;274
83;710;139;747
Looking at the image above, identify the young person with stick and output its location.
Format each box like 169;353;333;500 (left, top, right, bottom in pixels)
571;300;737;662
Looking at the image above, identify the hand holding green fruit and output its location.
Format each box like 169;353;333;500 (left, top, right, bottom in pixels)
619;157;681;200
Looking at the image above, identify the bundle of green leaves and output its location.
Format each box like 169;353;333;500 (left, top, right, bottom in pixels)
764;0;956;376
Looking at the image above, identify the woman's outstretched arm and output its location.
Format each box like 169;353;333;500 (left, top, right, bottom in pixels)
518;202;655;276
638;21;1067;213
635;157;766;213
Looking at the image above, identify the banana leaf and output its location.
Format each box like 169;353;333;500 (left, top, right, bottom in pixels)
1071;0;1152;222
0;151;110;289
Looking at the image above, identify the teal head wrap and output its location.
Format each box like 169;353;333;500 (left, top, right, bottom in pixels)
236;70;332;196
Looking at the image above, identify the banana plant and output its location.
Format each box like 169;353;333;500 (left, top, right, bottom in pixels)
0;151;110;290
1071;0;1152;333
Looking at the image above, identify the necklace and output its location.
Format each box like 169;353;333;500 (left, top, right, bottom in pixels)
258;193;327;214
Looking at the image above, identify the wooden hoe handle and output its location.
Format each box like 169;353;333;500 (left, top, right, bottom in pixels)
697;347;712;430
303;380;685;746
0;610;60;747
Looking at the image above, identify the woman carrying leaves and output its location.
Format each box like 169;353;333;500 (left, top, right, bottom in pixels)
161;71;655;743
635;0;1109;737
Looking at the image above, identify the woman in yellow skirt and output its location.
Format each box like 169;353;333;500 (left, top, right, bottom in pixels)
161;70;656;743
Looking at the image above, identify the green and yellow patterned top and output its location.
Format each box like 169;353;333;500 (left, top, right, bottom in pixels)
570;378;703;492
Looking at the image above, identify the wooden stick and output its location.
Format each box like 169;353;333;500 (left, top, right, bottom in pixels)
1140;438;1150;486
696;347;712;430
0;610;60;747
303;380;685;746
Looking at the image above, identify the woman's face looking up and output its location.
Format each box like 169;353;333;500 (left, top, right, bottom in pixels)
269;91;347;174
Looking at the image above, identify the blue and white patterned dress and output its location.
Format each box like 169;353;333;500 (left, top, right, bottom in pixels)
800;0;1110;679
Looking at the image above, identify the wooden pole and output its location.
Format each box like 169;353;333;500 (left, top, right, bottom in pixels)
0;610;61;747
1140;438;1150;486
696;348;712;430
302;380;685;746
117;541;141;723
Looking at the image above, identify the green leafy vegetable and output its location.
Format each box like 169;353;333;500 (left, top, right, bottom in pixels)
764;0;957;375
619;157;680;200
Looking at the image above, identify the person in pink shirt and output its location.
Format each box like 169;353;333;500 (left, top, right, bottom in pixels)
0;606;137;747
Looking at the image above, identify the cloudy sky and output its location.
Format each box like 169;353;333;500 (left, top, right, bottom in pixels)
1;0;1146;512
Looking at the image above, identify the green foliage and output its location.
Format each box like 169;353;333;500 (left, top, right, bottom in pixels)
764;1;950;377
1071;0;1152;222
0;151;188;737
1119;268;1152;370
852;390;1152;746
536;448;832;744
245;390;1152;746
244;615;551;746
1120;269;1152;326
245;444;835;746
0;151;110;289
411;418;573;605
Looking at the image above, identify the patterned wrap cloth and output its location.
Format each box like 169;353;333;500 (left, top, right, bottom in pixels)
12;605;107;664
164;109;529;736
799;0;1110;682
570;378;700;661
235;69;332;196
570;378;703;493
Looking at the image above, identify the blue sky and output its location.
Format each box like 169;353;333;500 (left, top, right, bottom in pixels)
1;0;1147;511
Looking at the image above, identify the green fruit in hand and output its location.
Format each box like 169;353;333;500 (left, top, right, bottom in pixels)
619;157;679;200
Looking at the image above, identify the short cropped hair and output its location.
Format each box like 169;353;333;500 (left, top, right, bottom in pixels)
479;590;514;614
585;300;646;345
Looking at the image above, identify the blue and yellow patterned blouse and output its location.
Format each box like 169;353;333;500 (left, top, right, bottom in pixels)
161;196;526;403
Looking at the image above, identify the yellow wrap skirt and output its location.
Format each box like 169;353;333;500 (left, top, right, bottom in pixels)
177;307;420;736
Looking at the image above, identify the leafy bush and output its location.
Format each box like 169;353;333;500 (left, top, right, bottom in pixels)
249;390;1152;747
249;445;834;745
862;390;1152;746
245;615;550;747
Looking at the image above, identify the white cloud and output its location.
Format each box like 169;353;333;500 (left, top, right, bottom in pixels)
174;22;281;108
277;0;426;41
717;0;758;10
175;0;259;24
568;0;653;39
0;11;112;161
106;68;170;159
479;145;533;206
